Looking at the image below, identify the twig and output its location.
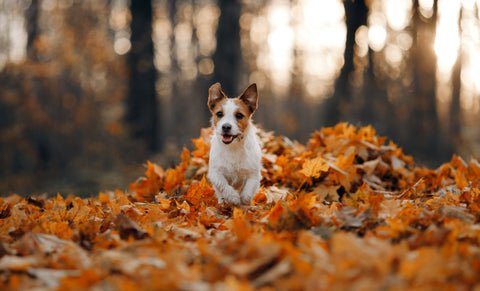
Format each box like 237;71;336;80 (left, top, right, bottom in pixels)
398;177;424;199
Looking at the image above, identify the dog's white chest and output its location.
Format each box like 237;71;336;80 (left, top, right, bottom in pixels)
210;130;260;173
208;126;261;189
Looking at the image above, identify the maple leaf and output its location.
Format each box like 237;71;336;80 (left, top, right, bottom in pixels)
300;156;329;178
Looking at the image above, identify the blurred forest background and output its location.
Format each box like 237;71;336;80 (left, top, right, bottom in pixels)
1;0;479;196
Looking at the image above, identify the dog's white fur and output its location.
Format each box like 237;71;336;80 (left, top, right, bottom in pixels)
207;83;262;206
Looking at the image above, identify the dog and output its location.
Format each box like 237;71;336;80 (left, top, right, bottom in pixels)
207;83;262;206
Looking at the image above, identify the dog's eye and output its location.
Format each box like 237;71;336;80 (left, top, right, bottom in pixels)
235;113;244;119
216;111;223;118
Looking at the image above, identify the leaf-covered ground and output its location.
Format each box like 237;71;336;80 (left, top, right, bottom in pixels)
2;123;480;290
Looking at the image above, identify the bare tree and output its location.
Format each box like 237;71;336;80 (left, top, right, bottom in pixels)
25;0;39;60
406;0;443;162
325;0;368;125
448;9;462;157
212;0;242;96
127;0;158;151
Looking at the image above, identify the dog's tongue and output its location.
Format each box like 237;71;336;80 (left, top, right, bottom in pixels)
222;135;234;144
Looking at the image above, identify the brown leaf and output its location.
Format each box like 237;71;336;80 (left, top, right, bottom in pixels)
114;213;149;240
313;184;340;202
230;244;282;279
336;207;365;228
13;232;41;256
439;205;475;224
252;258;292;288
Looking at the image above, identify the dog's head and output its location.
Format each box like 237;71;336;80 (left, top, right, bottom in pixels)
208;83;258;145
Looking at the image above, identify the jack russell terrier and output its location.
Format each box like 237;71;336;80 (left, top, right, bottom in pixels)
207;83;262;206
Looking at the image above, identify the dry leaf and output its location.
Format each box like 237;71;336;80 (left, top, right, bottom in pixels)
300;156;329;178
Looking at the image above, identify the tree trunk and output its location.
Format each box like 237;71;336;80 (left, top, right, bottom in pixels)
127;0;158;151
407;0;442;163
357;48;392;134
448;10;462;157
212;0;242;96
325;0;368;125
25;0;40;60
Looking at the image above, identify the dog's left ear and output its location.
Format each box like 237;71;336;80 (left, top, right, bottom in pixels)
208;83;227;112
239;83;258;114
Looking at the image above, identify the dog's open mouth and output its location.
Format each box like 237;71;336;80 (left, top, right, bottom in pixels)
222;134;238;144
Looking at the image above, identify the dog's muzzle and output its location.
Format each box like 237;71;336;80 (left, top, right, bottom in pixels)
221;123;238;144
222;134;238;144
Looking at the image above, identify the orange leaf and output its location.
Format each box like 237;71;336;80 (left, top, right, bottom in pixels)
468;158;480;178
47;221;73;240
184;176;216;208
268;201;287;229
98;192;109;203
335;154;355;170
164;148;191;192
145;160;165;181
451;154;467;171
191;128;212;159
163;168;183;192
300;156;329;178
131;161;165;201
268;194;320;230
232;208;251;242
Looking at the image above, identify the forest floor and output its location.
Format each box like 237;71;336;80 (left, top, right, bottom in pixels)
1;123;480;290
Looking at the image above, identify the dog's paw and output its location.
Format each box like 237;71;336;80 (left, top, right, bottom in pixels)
217;193;241;206
240;195;253;206
227;195;242;206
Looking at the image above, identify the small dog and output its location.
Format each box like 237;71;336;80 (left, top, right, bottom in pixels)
207;83;262;206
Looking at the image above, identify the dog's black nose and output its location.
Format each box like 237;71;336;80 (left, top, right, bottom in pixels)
222;123;232;132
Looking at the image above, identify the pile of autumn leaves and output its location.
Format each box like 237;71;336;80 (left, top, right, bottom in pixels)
2;123;480;290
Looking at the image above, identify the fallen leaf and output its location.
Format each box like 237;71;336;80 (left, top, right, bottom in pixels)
300;156;329;178
114;213;149;240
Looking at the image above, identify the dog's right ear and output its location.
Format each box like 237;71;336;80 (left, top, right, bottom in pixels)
208;83;227;112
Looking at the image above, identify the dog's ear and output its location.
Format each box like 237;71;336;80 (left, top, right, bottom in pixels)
208;83;227;112
239;83;258;114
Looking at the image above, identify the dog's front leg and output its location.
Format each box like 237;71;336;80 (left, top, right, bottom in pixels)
240;175;261;205
208;171;241;206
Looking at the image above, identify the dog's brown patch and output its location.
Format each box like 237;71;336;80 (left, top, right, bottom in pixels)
239;83;258;114
232;98;254;132
208;83;227;112
210;98;228;127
